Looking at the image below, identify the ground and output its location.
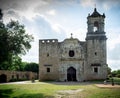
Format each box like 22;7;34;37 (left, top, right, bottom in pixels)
0;80;120;98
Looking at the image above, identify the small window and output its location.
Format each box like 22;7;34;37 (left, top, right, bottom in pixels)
94;67;98;73
47;53;49;57
12;75;14;79
16;74;19;79
69;50;75;57
47;68;50;72
95;52;97;56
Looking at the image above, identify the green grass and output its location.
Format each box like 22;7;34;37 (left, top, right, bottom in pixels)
0;81;120;98
107;77;120;85
113;77;120;83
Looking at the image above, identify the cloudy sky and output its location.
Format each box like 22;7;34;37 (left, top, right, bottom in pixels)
0;0;120;71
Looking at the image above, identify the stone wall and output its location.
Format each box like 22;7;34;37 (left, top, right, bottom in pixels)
0;70;37;82
39;39;59;81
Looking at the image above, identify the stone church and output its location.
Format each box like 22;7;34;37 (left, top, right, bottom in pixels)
39;8;108;81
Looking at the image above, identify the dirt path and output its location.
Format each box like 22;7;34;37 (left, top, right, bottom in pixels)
95;84;120;88
55;89;84;98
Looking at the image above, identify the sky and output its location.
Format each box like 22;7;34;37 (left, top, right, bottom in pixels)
0;0;120;71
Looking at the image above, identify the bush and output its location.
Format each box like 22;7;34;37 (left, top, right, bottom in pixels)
111;70;120;77
9;78;28;82
9;78;17;82
116;74;120;78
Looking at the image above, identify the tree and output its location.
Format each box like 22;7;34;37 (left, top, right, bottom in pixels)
10;55;26;71
111;70;120;78
0;22;10;68
107;67;111;75
24;63;39;73
0;13;34;70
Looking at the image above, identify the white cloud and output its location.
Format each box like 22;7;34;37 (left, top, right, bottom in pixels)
22;37;39;63
108;43;120;60
106;27;120;70
103;3;110;10
107;28;120;50
3;9;20;23
80;0;120;11
21;14;66;62
51;23;64;34
80;0;95;8
108;59;120;71
96;0;120;10
46;9;56;16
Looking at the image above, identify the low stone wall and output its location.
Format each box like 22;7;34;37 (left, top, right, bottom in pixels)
0;70;38;83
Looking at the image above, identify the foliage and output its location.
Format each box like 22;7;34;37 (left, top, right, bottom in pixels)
6;20;33;55
111;70;120;78
107;66;111;75
0;20;34;70
10;56;26;71
24;63;39;73
116;74;120;78
0;22;9;68
9;78;28;82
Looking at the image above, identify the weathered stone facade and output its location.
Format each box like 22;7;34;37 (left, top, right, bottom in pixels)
39;8;108;81
0;70;37;83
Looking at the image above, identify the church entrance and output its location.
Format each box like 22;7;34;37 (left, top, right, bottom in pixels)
67;67;76;81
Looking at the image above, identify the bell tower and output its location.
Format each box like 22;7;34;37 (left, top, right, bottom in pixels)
85;8;107;80
86;8;106;38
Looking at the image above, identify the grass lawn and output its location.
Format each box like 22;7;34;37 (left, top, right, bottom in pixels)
0;81;120;98
113;77;120;84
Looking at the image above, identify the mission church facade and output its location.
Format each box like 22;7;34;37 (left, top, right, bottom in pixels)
39;8;108;81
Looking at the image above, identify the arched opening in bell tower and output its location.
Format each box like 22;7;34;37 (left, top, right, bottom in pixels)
93;21;99;32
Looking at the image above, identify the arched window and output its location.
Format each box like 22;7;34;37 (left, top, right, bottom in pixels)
0;74;7;83
69;50;75;57
94;21;99;32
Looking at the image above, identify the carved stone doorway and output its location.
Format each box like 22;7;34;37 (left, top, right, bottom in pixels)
67;67;76;81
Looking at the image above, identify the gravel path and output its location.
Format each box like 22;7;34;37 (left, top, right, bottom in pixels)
95;84;120;88
55;89;84;98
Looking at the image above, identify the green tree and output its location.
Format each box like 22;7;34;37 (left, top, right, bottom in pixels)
111;70;120;77
0;19;33;70
107;67;111;75
0;22;10;69
11;55;26;71
24;63;39;73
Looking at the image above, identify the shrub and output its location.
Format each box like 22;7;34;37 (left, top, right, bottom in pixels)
116;74;120;78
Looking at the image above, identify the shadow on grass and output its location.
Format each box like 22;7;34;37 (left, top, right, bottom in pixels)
0;89;53;98
0;89;13;98
13;93;54;98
